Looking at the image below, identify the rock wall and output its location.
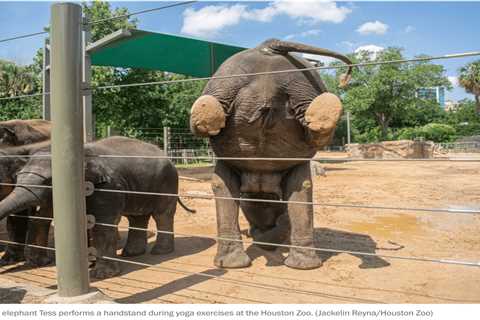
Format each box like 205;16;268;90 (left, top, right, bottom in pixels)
346;140;434;159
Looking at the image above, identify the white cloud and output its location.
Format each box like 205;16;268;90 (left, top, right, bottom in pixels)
356;21;389;35
284;29;321;40
181;5;247;37
181;1;352;38
355;44;384;60
404;25;415;33
273;1;352;24
448;76;459;87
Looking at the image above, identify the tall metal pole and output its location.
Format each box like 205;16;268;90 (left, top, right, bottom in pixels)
50;2;89;297
42;38;51;120
346;111;351;145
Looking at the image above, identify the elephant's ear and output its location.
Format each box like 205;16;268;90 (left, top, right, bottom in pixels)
84;154;111;186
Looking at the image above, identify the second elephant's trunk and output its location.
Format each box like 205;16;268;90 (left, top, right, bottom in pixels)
0;187;41;221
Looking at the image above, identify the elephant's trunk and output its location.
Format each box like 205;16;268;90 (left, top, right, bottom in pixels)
263;39;354;87
0;187;40;221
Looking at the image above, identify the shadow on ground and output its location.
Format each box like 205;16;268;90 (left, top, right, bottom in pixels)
246;227;391;268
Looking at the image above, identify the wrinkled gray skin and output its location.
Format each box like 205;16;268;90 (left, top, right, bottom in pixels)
0;142;50;266
191;39;353;269
0;137;181;279
0;119;51;147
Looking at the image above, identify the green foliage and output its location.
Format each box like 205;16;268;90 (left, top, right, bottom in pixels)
444;99;480;137
329;47;451;142
396;123;456;142
0;59;41;120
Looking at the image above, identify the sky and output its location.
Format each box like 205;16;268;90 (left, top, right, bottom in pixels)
0;0;479;101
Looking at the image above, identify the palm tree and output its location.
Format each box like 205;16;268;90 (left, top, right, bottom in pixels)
458;60;480;114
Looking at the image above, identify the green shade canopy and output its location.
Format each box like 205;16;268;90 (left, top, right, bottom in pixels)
88;29;246;77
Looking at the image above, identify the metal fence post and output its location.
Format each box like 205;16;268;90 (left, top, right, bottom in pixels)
50;2;89;297
163;126;170;154
346;111;351;145
42;38;51;120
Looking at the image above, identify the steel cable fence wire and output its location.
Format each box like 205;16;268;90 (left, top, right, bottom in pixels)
0;31;48;44
99;255;382;303
0;239;55;251
85;1;197;25
92;51;480;91
4;207;479;268
0;152;479;162
0;181;478;215
95;221;480;268
0;239;373;302
0;92;49;101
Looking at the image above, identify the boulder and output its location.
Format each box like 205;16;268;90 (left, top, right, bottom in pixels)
346;140;434;159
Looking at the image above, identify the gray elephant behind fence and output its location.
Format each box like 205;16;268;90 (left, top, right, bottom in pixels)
0;136;194;279
189;39;353;270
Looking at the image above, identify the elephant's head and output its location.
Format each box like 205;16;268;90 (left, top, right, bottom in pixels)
0;151;52;221
190;39;352;146
0;125;18;147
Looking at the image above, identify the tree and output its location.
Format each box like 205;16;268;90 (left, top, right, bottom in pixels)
329;48;451;141
0;59;41;120
458;60;480;114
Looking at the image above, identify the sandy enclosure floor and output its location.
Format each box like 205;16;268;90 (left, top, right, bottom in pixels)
1;154;479;303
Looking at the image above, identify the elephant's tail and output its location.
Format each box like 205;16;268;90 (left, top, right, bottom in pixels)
177;198;196;214
261;39;353;87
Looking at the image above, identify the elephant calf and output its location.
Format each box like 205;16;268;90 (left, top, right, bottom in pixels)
0;119;51;147
0;136;193;279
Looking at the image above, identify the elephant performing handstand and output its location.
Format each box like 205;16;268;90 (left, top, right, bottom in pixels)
190;39;353;270
0;136;194;279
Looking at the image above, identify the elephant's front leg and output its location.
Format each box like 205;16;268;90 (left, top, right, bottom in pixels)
0;210;29;265
24;205;54;267
90;216;121;279
283;162;322;270
212;161;251;268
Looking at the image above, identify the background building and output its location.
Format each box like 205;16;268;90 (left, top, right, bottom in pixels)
416;86;446;108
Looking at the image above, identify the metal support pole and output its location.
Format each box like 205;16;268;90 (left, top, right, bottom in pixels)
82;20;93;142
50;2;89;297
163;126;169;154
346;111;351;145
42;38;51;120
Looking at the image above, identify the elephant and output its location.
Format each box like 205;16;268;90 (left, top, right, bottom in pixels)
0;136;194;279
0;142;50;266
189;39;353;270
0;119;51;147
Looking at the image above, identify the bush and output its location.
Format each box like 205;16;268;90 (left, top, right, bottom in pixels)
396;123;456;142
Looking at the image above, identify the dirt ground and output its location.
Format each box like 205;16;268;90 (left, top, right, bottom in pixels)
1;152;479;304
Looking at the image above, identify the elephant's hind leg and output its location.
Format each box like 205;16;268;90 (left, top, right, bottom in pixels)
283;162;322;270
121;215;150;257
213;161;251;268
151;201;176;255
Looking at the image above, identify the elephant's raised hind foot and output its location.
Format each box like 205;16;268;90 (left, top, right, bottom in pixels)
305;92;343;147
190;95;225;136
